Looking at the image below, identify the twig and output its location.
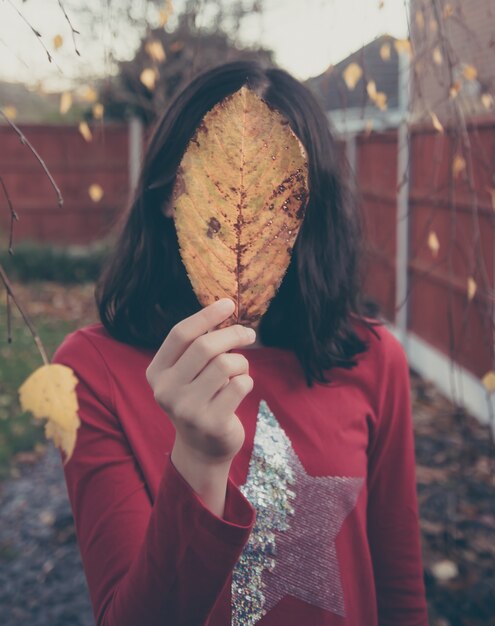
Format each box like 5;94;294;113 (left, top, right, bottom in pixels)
57;0;81;56
0;175;19;254
0;110;64;208
0;264;49;364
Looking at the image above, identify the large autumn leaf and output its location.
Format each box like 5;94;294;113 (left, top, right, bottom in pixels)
18;364;80;464
172;85;309;328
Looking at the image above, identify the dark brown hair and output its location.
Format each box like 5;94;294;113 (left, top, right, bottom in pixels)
95;60;382;387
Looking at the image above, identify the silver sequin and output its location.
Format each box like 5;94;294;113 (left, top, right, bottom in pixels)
231;399;364;624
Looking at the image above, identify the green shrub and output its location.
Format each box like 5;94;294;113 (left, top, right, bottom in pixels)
0;240;112;283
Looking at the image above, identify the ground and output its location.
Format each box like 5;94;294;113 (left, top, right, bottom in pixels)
0;282;494;625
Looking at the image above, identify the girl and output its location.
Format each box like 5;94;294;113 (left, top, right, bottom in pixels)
53;60;429;625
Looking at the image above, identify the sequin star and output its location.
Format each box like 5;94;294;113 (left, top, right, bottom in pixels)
231;399;364;624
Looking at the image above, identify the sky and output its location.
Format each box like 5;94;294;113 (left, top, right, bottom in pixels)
0;0;409;92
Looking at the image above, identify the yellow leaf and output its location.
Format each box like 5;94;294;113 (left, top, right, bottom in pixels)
463;64;478;81
88;184;104;202
59;91;72;115
18;364;80;464
367;81;377;99
53;34;63;50
140;67;158;90
158;0;174;26
172;86;309;328
449;81;461;99
482;371;495;394
481;93;494;110
374;92;388;111
83;86;98;103
2;106;17;120
433;46;443;65
145;40;166;63
380;42;391;61
430;111;444;133
443;3;454;18
452;154;466;179
394;39;412;56
78;120;92;142
428;231;440;256
415;10;425;30
92;103;104;119
343;62;362;90
467;277;477;300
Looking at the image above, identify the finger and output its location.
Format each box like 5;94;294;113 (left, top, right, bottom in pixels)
187;353;249;399
151;298;235;371
174;324;255;384
208;374;254;417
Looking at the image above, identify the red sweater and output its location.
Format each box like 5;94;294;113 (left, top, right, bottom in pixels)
52;319;429;626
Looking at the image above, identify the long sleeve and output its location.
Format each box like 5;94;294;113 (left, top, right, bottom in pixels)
52;331;256;626
366;333;429;625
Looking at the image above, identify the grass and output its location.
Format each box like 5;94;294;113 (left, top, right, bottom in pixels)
0;281;97;479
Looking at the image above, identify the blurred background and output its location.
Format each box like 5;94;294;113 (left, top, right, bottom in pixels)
0;1;494;624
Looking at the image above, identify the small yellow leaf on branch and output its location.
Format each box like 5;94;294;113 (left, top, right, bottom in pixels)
60;91;72;115
92;103;104;119
53;34;63;50
394;39;412;56
428;231;440;256
482;371;495;394
467;277;477;300
443;4;454;18
159;0;174;26
450;81;461;99
78;121;92;142
430;18;438;33
140;67;158;90
452;154;466;179
481;93;493;110
430;111;444;133
415;10;425;30
88;184;104;202
343;63;362;90
367;81;377;100
433;47;443;65
463;64;478;81
380;42;391;61
18;364;80;463
145;40;166;63
83;86;98;103
2;106;17;120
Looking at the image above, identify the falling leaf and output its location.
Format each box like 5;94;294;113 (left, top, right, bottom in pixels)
145;39;166;63
394;39;412;56
467;277;477;300
140;67;158;90
433;46;443;65
88;184;104;202
452;154;466;179
482;371;495;393
92;103;104;119
431;560;458;582
2;106;17;120
18;364;80;464
83;86;98;103
415;10;425;30
428;231;440;256
430;111;444;133
463;64;478;81
380;42;391;61
172;86;309;328
78;121;92;142
53;34;63;50
343;62;362;90
443;3;454;18
59;91;72;115
158;0;174;26
481;93;494;110
450;81;461;99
